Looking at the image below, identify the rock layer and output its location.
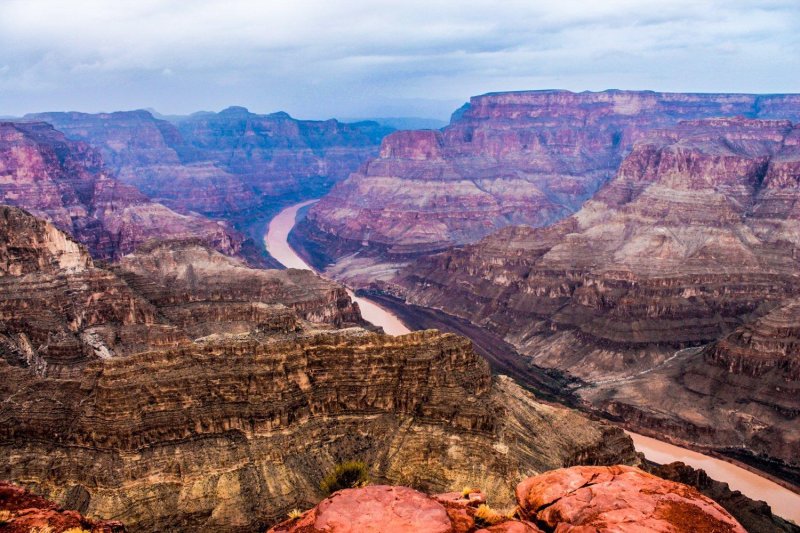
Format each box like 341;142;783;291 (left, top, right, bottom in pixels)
0;121;242;261
299;90;800;277
0;206;639;532
27;108;392;219
397;118;800;481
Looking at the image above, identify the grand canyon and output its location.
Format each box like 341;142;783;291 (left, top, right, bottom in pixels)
1;2;799;530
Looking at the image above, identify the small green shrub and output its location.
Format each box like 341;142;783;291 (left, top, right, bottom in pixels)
320;460;369;495
287;508;304;520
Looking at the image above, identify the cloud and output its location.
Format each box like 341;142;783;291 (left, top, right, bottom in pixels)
0;0;797;118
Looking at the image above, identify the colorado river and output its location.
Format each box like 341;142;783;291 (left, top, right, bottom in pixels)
265;200;410;335
266;200;800;525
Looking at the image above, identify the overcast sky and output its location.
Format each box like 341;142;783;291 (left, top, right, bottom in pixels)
0;0;798;119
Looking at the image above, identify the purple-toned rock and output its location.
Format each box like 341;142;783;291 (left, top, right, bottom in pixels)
0;121;242;260
296;90;800;282
26;108;393;219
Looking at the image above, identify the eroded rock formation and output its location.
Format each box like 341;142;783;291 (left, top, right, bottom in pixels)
26;108;392;219
396;118;800;482
0;121;242;261
296;90;800;284
269;466;746;533
0;206;639;532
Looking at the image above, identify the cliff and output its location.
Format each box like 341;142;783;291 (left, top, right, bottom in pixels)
0;206;639;532
295;89;800;284
26;108;393;219
0;481;124;533
0;121;243;261
397;118;800;482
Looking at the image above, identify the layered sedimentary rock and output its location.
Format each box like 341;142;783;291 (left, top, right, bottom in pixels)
27;108;392;218
0;206;638;532
397;118;800;480
296;90;800;283
0;206;361;377
269;466;746;533
0;481;125;533
0;121;242;260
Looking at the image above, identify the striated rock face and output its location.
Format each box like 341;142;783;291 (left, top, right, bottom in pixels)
269;466;745;533
0;481;125;533
0;206;639;532
298;89;800;280
0;206;362;377
26;108;393;219
397;118;800;480
0;121;242;261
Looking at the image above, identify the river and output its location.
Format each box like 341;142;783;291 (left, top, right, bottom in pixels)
264;200;410;335
265;199;800;525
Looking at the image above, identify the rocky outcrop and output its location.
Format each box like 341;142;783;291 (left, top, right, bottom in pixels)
0;206;639;532
269;466;746;532
297;90;800;282
26;108;393;219
397;118;800;481
0;481;125;533
516;465;745;532
0;121;242;261
645;462;800;533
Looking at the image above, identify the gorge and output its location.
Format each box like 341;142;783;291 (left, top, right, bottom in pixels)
271;199;800;526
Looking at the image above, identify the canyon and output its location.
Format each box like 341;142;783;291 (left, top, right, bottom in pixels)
295;90;800;285
0;205;641;531
0;121;243;262
25;108;392;224
3;89;800;532
393;116;800;490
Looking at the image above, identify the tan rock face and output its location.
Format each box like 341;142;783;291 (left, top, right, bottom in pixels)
516;466;745;533
0;207;638;532
397;118;800;480
269;466;745;533
25;108;392;219
0;121;243;261
298;90;800;274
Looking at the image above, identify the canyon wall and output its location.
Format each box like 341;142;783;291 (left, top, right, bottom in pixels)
27;108;393;219
295;90;800;282
0;206;639;532
0;122;243;261
396;118;800;482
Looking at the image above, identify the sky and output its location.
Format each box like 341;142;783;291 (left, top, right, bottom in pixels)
0;0;798;120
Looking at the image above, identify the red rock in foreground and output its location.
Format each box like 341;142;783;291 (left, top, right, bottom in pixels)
269;466;745;533
0;481;124;532
517;466;746;533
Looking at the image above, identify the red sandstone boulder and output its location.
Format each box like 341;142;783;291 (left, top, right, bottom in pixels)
0;481;124;532
516;465;746;532
270;485;454;533
269;466;747;532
